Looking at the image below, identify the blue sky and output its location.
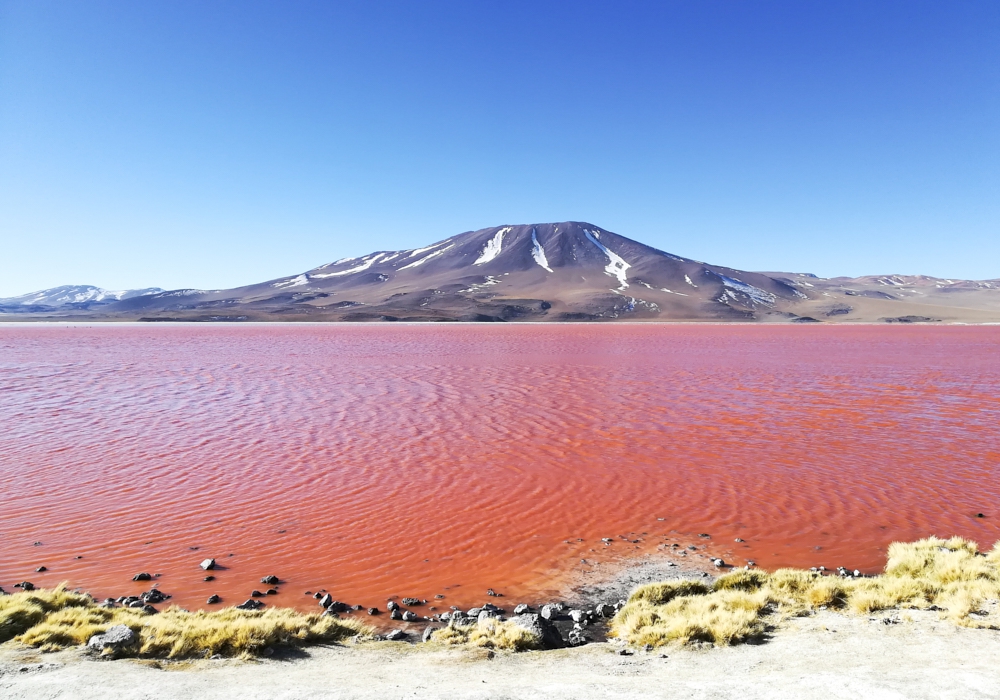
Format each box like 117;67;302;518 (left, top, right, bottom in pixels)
1;1;997;295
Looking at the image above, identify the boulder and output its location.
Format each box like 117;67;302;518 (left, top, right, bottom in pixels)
236;599;264;611
260;575;280;585
390;608;402;620
35;566;47;572
200;559;216;571
327;601;348;613
385;629;407;641
569;609;587;623
386;600;399;611
132;573;151;582
141;605;158;615
567;629;590;646
467;607;482;617
367;607;380;615
477;609;501;625
87;625;137;653
595;603;615;618
251;590;264;598
401;597;420;606
713;558;725;567
540;604;557;621
15;581;35;591
402;610;418;622
509;613;564;649
207;594;221;604
422;626;438;643
513;604;530;615
318;593;334;608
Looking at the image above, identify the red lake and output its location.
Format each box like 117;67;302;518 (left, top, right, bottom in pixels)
1;324;998;612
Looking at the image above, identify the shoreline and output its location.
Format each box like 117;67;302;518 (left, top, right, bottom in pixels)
3;607;999;699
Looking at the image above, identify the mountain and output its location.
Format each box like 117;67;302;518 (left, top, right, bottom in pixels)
0;285;164;313
3;223;998;322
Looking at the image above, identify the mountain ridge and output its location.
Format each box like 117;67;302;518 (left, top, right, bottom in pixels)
3;222;998;323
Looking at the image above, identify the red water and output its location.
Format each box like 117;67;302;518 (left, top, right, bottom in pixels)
2;324;998;612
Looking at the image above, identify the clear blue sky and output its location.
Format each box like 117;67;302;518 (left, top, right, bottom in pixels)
1;1;997;296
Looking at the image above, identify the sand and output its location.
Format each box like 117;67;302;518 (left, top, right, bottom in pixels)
3;608;999;699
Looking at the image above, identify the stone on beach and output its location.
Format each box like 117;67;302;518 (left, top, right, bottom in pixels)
200;559;216;571
87;625;136;653
385;629;407;641
509;613;564;649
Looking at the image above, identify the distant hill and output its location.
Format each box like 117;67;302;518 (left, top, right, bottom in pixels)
0;285;164;313
3;223;998;322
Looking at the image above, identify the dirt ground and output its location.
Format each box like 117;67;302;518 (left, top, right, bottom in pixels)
2;608;999;700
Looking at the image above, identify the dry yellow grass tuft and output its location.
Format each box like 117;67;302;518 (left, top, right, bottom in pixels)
429;619;541;652
1;585;371;658
610;537;1000;649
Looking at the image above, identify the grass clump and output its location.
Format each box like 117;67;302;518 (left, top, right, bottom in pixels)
610;536;1000;649
429;619;542;652
2;585;371;658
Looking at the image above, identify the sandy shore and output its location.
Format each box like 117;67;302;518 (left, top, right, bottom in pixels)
3;608;999;699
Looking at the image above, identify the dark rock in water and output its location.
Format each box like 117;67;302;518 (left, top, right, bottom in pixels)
422;626;438;643
713;558;725;567
87;624;137;653
207;595;221;604
101;598;117;608
486;589;497;597
514;604;530;615
434;594;445;599
200;559;216;571
251;590;264;598
35;566;47;572
386;600;399;611
318;593;334;608
141;589;168;604
141;605;158;615
977;513;986;518
322;609;340;618
132;573;152;582
327;601;348;613
260;575;280;585
385;629;407;641
402;610;418;622
14;581;35;591
509;613;564;649
351;604;363;611
203;575;215;582
127;600;146;609
401;597;421;606
698;534;711;539
266;588;278;596
367;607;380;615
236;599;264;611
390;608;402;620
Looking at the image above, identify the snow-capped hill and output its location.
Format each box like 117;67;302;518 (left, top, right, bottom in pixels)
0;285;164;308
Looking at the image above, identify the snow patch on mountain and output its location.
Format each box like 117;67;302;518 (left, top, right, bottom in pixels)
531;229;552;272
584;230;630;289
399;244;455;270
474;227;510;265
718;275;776;306
312;253;385;278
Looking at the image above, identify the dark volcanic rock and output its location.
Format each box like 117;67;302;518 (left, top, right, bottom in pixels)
509;613;564;649
132;573;152;582
260;575;280;585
